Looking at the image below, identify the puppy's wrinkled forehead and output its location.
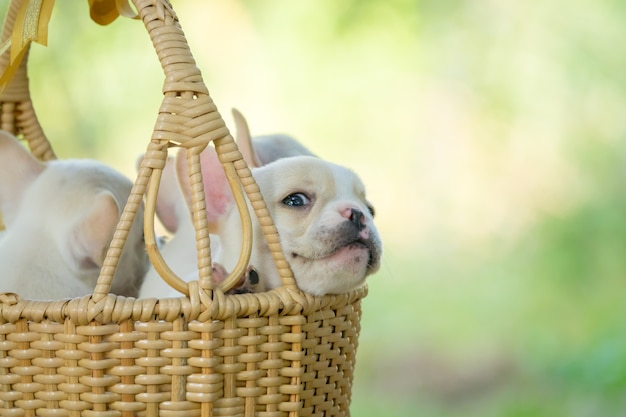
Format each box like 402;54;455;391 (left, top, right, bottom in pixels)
253;156;367;202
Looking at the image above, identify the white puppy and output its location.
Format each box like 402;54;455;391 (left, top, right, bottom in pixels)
206;153;382;295
227;110;381;294
139;109;316;297
0;131;148;299
150;110;382;296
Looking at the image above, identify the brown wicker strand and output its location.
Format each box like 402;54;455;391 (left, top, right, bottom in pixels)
185;147;215;292
187;319;222;415
236;163;296;288
93;189;146;302
107;320;145;415
159;316;198;416
142;145;196;296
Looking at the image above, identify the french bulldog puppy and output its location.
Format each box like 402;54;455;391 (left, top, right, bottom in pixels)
204;153;382;295
180;110;381;295
0;131;148;299
138;109;315;297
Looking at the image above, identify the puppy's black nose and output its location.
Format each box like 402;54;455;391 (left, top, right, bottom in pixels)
349;208;366;231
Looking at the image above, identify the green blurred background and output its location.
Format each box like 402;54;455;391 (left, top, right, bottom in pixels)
3;1;626;416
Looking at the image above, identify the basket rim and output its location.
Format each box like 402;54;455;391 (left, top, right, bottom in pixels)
0;285;368;325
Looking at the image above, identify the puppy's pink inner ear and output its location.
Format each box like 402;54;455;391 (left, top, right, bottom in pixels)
199;148;236;229
175;148;194;213
232;108;262;168
154;157;182;233
137;154;181;233
176;146;236;233
69;192;119;270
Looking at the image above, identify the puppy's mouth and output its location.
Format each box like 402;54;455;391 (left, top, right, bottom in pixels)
339;237;378;269
291;235;379;272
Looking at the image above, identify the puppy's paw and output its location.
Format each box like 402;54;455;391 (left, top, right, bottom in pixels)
226;266;260;295
211;262;229;284
211;263;259;294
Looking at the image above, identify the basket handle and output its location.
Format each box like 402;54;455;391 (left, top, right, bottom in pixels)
92;0;298;301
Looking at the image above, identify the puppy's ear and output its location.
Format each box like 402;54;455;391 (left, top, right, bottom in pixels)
174;148;193;216
0;131;45;225
69;191;119;270
137;154;183;234
231;108;316;166
232;108;262;168
176;146;234;233
156;156;185;233
252;134;317;164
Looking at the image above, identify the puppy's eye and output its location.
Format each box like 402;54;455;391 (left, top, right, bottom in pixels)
282;193;310;207
367;204;376;217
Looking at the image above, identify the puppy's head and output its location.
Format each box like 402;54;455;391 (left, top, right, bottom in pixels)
252;156;382;295
196;150;381;295
175;110;381;295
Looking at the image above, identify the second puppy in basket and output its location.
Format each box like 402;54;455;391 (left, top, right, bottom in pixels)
0;131;148;299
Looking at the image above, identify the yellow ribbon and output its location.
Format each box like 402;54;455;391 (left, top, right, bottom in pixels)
0;0;138;91
0;0;55;91
88;0;138;26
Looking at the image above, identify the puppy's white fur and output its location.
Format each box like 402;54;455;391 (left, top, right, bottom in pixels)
138;109;313;298
209;155;382;295
139;109;381;296
0;131;147;299
186;111;380;295
227;110;381;294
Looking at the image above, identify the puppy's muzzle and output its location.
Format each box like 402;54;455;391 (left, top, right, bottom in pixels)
334;217;380;272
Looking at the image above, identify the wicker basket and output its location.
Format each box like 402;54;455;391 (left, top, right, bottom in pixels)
0;1;368;416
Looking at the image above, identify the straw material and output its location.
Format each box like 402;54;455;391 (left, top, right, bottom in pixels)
0;0;367;416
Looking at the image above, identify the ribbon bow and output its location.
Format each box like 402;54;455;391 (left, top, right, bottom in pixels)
0;0;138;91
88;0;139;25
0;0;55;91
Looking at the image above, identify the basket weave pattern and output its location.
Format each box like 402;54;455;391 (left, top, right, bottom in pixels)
0;291;365;416
0;1;367;416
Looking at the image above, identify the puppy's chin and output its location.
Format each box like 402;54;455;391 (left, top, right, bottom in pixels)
288;244;374;296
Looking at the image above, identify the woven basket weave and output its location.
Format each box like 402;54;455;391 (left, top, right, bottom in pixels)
0;1;368;416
